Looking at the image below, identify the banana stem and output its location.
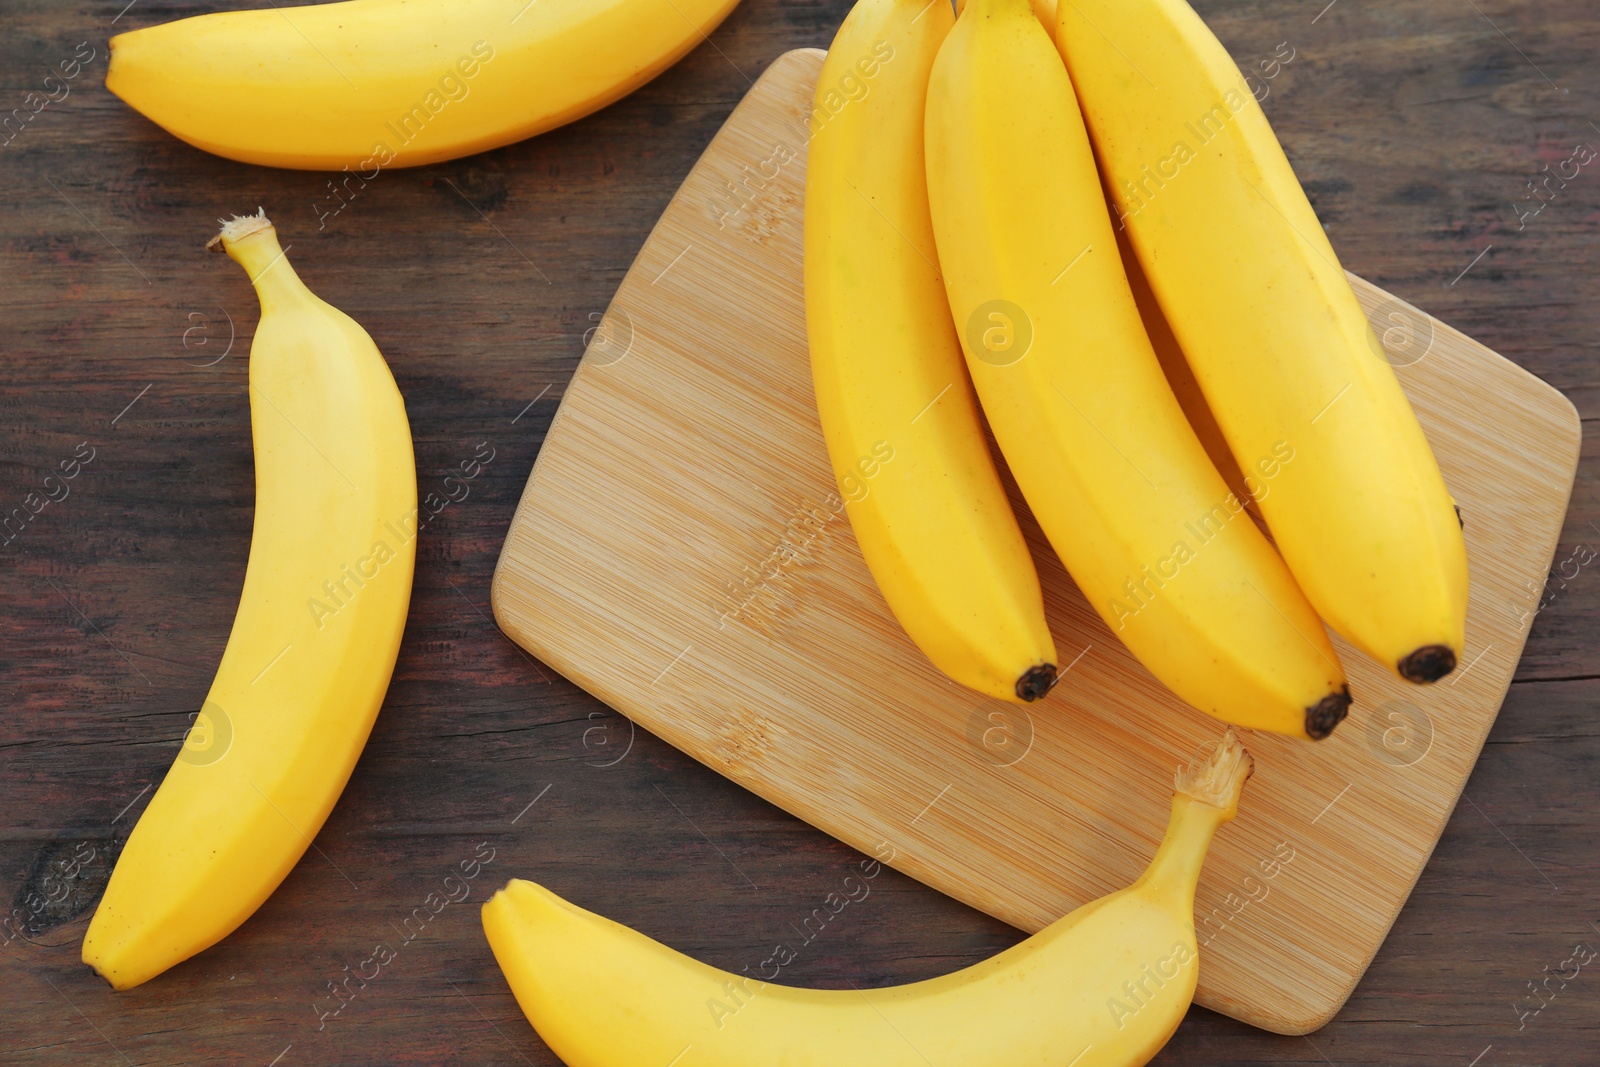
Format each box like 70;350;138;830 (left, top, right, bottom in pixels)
208;210;307;313
1136;729;1253;910
1135;795;1229;913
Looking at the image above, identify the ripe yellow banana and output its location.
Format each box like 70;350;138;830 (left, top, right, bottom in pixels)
82;213;416;989
482;728;1252;1067
1053;0;1468;682
806;0;1057;702
923;0;1348;738
105;0;742;170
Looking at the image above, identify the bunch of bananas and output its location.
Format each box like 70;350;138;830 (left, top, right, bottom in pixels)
78;2;1467;1065
807;0;1468;740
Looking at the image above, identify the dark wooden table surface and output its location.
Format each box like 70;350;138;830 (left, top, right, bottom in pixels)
2;1;1596;1063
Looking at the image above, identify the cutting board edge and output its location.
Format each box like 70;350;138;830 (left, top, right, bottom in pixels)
1210;370;1583;1033
488;47;829;623
487;577;1383;1035
1348;267;1585;447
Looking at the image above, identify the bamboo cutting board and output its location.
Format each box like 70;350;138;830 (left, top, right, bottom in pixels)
490;49;1582;1034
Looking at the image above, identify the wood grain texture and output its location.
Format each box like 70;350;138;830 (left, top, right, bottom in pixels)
1;1;1596;1064
490;49;1581;1035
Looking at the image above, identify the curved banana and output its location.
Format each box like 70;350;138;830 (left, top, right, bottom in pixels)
82;213;416;989
1052;0;1468;682
806;0;1057;702
923;0;1349;738
482;729;1253;1067
105;0;742;171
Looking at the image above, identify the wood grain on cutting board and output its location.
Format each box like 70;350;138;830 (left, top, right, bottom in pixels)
491;49;1582;1034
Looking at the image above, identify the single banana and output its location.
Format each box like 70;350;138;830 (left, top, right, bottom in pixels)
923;0;1349;738
482;729;1253;1067
806;0;1058;702
1053;0;1468;682
105;0;742;171
82;213;416;989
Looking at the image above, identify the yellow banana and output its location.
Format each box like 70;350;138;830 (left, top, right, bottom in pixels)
82;213;416;989
1053;0;1468;681
923;0;1348;738
105;0;742;171
482;729;1252;1067
806;0;1058;702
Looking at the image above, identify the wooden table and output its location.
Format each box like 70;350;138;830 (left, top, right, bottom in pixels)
2;1;1594;1064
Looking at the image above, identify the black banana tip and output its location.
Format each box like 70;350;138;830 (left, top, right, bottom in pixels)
1305;686;1352;740
1015;664;1058;702
1399;644;1457;683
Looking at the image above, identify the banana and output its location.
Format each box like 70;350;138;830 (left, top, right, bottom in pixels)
482;728;1252;1067
806;0;1058;702
105;0;742;171
82;213;416;989
1052;0;1469;682
923;0;1349;738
